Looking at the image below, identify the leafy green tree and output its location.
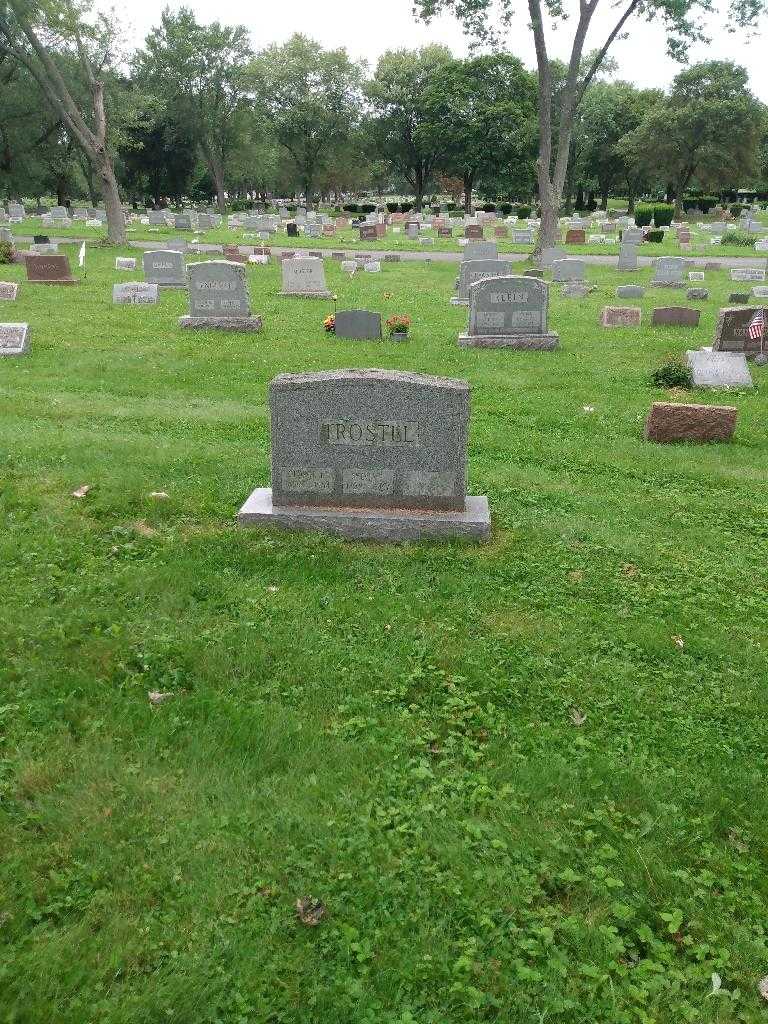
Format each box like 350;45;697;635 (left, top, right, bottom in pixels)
365;46;454;212
414;0;767;253
248;34;364;207
424;54;537;211
0;0;128;241
134;7;252;213
618;61;764;217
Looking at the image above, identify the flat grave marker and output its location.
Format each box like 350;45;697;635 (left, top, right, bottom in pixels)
0;322;28;355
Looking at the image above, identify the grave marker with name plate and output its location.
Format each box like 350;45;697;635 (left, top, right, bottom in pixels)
142;250;186;288
552;258;585;282
237;369;490;541
25;253;76;285
452;258;514;305
686;349;753;388
601;306;641;327
113;282;159;305
280;257;332;298
461;241;498;263
713;306;766;357
115;257;136;271
0;322;28;355
730;268;766;282
0;282;18;301
179;260;262;330
334;310;382;340
458;275;559;350
651;306;700;327
652;257;685;287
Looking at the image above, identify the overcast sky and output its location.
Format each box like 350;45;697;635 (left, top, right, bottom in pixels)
115;0;768;101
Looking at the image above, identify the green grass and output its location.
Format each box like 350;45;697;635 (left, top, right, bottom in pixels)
2;246;768;1023
10;215;768;259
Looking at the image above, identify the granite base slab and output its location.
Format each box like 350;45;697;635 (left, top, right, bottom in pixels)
458;332;559;350
237;488;491;542
279;290;333;299
179;315;263;331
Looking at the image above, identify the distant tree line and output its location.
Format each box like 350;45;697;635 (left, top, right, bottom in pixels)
1;1;766;246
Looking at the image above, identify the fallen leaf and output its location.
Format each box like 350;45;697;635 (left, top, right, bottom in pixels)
296;897;326;926
148;691;175;706
71;484;91;498
672;635;685;649
570;708;587;727
759;976;768;1001
149;491;169;500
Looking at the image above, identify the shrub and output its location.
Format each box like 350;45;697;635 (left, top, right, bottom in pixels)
343;203;359;213
721;230;755;247
286;204;297;213
446;202;456;211
645;229;665;243
360;203;376;214
229;199;253;212
386;202;399;213
651;356;693;389
729;204;746;217
634;205;654;227
499;202;513;216
517;204;532;219
481;202;496;212
652;204;674;227
400;202;413;213
0;241;14;263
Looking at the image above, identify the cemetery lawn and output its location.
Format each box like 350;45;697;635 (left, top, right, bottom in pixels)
3;246;768;1024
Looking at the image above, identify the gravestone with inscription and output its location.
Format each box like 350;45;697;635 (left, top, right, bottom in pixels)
513;229;535;243
115;257;136;271
601;306;641;327
148;210;166;226
540;246;566;269
0;282;18;301
334;310;382;340
731;268;765;282
142;250;186;288
686;350;753;388
565;228;586;244
0;323;29;355
25;253;76;285
461;241;498;263
651;306;700;327
452;258;514;305
464;224;484;239
179;260;261;330
280;257;332;298
113;282;158;305
652;257;685;287
552;258;585;282
617;245;638;271
237;369;490;541
458;275;559;350
713;306;766;357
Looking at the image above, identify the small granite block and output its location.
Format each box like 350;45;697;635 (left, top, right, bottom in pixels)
644;401;737;443
237;488;491;542
601;306;641;327
617;285;644;298
686;288;709;301
728;293;750;304
178;315;263;331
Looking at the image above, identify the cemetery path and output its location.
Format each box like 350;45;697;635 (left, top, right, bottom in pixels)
15;236;768;269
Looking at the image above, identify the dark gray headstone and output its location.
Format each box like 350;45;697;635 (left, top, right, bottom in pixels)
143;249;186;288
334;310;382;340
459;274;559;350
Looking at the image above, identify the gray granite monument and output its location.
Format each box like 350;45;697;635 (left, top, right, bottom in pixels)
458;275;559;350
179;260;262;330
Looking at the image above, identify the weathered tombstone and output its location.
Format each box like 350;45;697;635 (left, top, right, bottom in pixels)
115;257;136;271
406;222;420;240
524;269;544;279
494;226;509;238
148;210;166;226
0;282;19;301
464;224;484;239
452;258;514;305
752;286;768;299
617;245;638;271
0;323;28;355
565;228;586;244
113;282;159;305
652;257;685;287
383;254;401;262
174;214;193;230
561;282;593;298
686;288;709;301
651;307;700;327
29;243;58;255
50;205;68;219
540;246;566;269
713;306;766;357
306;223;321;238
286;223;299;238
458;275;559;350
686;350;753;388
8;203;24;220
601;306;641;327
462;241;498;263
237;369;490;541
512;229;535;244
197;213;213;231
552;258;585;283
178;260;261;331
729;292;750;304
688;271;705;282
334;310;382;340
617;285;644;299
644;402;737;443
25;253;76;285
730;268;765;282
0;227;12;244
280;256;332;298
142;249;186;288
222;245;247;264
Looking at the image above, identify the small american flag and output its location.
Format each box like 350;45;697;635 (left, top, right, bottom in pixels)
748;306;765;340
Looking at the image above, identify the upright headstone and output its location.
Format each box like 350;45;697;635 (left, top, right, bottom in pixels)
465;224;484;239
651;307;700;327
334;310;382;340
0;323;29;355
115;257;136;271
652;257;685;287
617;245;638;271
237;369;490;541
280;257;332;298
686;350;753;389
565;229;586;244
452;258;514;305
142;249;186;289
713;307;766;358
179;259;261;330
25;253;76;285
461;241;498;263
148;210;166;226
551;258;585;283
174;214;193;230
458;275;559;350
540;247;566;269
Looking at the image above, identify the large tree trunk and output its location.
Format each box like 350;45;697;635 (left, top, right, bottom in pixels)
97;152;126;244
413;167;424;212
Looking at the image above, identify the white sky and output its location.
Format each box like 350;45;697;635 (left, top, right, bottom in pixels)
114;0;768;101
